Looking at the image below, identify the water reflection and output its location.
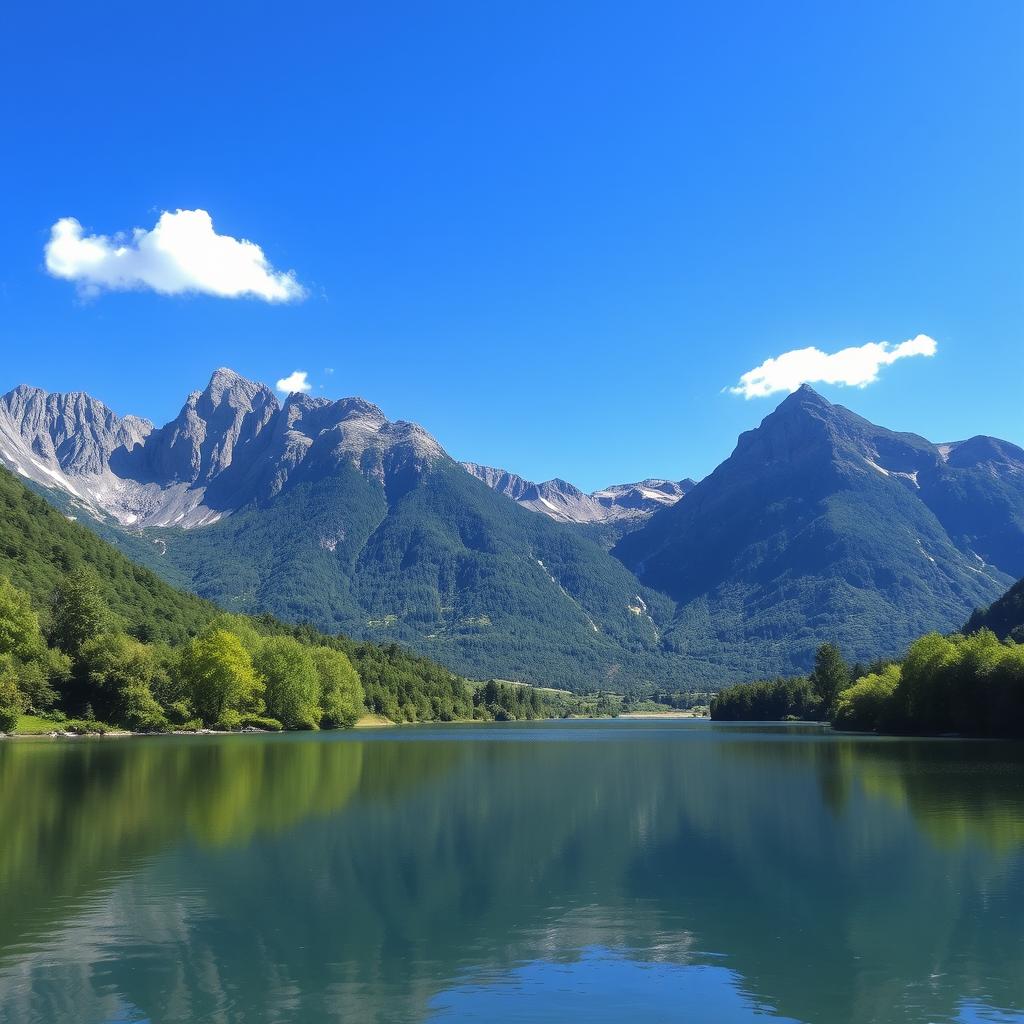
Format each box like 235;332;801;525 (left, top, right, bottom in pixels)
0;723;1021;1023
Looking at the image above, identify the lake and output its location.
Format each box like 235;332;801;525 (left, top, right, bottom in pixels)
0;720;1022;1023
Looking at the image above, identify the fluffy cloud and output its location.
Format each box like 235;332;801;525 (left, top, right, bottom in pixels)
276;370;312;395
729;335;937;399
44;209;306;302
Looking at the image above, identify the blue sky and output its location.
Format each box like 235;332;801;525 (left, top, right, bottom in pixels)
1;1;1021;489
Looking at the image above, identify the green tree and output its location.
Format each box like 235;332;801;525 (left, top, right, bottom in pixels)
311;646;364;728
80;632;167;730
834;664;901;731
810;642;849;720
0;656;24;732
255;636;322;730
207;612;265;656
14;654;67;714
895;632;959;731
50;568;112;657
0;576;48;663
0;576;68;712
179;629;264;727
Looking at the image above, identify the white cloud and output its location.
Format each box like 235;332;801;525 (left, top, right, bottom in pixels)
276;370;312;395
44;209;306;302
728;334;937;399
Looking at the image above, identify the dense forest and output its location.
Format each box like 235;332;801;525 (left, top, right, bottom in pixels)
711;629;1024;738
112;462;683;692
0;469;597;734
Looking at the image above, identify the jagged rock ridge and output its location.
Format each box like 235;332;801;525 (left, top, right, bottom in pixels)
461;462;694;525
0;369;446;528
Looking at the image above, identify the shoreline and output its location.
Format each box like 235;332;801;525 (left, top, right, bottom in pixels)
1;712;400;741
618;711;709;719
2;712;717;740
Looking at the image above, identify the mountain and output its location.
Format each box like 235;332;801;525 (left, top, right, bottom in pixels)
0;368;445;530
8;372;1024;687
614;385;1023;677
461;463;694;527
966;577;1024;641
2;371;679;690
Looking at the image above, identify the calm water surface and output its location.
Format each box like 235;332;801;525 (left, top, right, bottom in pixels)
0;720;1022;1023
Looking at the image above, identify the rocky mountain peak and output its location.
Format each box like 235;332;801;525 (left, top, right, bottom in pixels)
770;383;836;421
145;369;279;485
334;396;387;423
731;386;840;469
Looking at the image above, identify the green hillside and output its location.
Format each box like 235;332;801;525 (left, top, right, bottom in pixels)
139;461;682;691
0;465;584;730
0;466;212;644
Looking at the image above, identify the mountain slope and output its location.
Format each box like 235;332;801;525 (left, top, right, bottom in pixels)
146;459;678;688
0;460;542;729
9;371;1024;688
615;386;1017;676
965;576;1024;641
0;464;211;644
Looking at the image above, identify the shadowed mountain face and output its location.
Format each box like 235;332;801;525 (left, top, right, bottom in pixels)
614;385;1023;677
966;575;1024;642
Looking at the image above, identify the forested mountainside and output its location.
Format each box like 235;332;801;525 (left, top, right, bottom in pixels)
616;386;1022;677
0;464;581;731
966;576;1024;641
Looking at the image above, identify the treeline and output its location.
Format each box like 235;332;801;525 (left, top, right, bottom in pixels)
710;643;856;723
835;630;1024;736
709;676;821;722
0;568;584;734
711;635;1024;738
628;688;714;712
0;568;365;733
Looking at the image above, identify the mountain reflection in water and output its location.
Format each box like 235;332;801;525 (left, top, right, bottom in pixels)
0;721;1021;1024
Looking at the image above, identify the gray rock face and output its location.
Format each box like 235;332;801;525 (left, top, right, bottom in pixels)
1;384;152;475
0;369;447;528
138;368;279;485
461;462;694;524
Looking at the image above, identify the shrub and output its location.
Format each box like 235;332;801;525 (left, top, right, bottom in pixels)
238;715;283;731
215;708;244;731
